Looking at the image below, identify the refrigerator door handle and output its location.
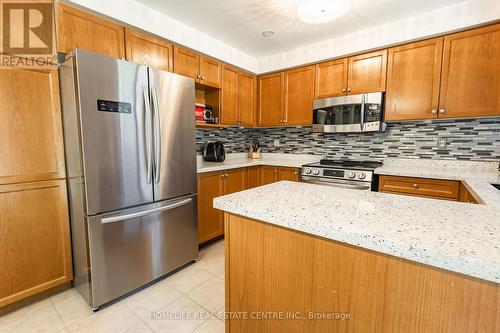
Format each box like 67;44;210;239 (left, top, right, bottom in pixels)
101;198;192;224
143;85;153;184
151;86;161;184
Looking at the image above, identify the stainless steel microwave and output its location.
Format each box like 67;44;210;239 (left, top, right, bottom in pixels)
312;92;385;133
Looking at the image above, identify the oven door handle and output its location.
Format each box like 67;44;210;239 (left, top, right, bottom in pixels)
302;177;372;190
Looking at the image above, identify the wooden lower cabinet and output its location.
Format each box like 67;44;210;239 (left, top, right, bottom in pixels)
0;180;72;307
225;213;500;332
247;166;261;189
197;171;224;244
260;166;279;185
379;175;460;201
459;182;479;204
278;167;300;182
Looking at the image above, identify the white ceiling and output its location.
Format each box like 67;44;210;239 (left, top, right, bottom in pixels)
136;0;466;58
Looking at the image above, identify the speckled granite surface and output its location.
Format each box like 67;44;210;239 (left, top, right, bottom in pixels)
213;158;500;284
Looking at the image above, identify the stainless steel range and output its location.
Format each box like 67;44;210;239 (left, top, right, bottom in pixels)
301;160;383;190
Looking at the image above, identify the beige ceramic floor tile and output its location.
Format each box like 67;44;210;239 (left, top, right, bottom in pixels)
123;321;153;333
187;276;224;314
50;288;80;305
53;293;95;327
192;318;225;333
143;296;209;333
0;298;53;327
165;264;214;294
194;250;224;275
67;303;141;333
124;279;183;319
0;305;65;333
214;306;225;323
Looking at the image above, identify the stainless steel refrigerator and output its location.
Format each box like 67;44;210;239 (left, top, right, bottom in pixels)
59;49;198;310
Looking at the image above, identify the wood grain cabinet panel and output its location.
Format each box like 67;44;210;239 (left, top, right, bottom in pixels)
458;183;479;204
314;59;348;98
221;66;239;125
284;66;314;126
0;68;65;185
259;166;279;185
197;172;224;244
278;167;300;182
199;56;222;88
57;4;125;58
225;168;248;194
247;166;261;189
238;72;257;126
173;46;200;80
379;175;460;200
0;180;72;307
439;23;500;118
347;49;387;94
258;73;284;126
385;38;443;121
124;28;173;72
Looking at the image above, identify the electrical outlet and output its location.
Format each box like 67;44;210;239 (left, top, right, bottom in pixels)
273;139;280;147
437;137;447;150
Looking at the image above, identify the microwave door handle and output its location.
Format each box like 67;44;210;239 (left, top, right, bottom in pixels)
143;86;153;184
151;86;161;184
360;94;366;131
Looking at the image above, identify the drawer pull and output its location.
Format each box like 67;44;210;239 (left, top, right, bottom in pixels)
412;184;419;188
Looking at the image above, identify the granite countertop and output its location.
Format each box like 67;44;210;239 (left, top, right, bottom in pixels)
197;153;320;173
214;158;500;284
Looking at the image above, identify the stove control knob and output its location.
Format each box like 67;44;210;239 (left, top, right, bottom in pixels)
348;172;356;179
358;173;367;180
304;168;312;175
313;169;320;175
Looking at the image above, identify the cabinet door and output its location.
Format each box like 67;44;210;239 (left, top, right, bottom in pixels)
347;50;387;94
278;167;300;182
124;28;172;72
439;24;500;118
238;72;257;126
221;65;239;125
197;172;224;244
247;166;261;189
0;68;65;185
284;66;314;126
200;56;222;88
315;59;348;98
0;180;72;307
260;166;278;185
258;73;284;126
225;168;248;194
57;4;125;58
173;46;200;80
385;38;443;121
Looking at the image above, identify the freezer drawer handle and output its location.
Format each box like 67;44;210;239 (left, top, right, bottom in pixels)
101;198;192;224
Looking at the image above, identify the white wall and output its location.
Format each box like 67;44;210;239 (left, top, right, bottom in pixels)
65;0;499;74
258;0;500;73
63;0;260;73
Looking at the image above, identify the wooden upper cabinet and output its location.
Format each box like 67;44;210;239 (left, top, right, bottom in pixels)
221;65;239;125
124;28;172;72
439;23;500;118
315;59;348;98
238;72;257;126
0;180;72;307
57;4;125;58
385;38;443;121
258;73;284;126
284;66;314;125
200;56;222;88
173;46;200;79
0;68;65;185
347;49;387;94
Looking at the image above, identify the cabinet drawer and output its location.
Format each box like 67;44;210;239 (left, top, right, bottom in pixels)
379;176;459;200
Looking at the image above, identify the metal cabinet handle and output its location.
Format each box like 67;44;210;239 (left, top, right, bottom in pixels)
347;88;351;93
431;109;437;114
101;198;192;224
342;88;346;93
412;184;419;188
439;109;445;114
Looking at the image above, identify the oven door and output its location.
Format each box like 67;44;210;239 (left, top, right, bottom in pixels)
302;176;372;190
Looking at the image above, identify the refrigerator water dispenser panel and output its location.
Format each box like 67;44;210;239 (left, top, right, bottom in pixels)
97;99;132;113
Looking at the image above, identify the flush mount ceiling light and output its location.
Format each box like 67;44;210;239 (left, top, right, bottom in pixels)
297;0;351;24
262;30;275;37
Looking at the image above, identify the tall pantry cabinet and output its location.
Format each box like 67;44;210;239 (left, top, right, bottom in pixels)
0;68;72;307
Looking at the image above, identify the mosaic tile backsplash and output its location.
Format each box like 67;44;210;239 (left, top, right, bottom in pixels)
196;117;500;161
